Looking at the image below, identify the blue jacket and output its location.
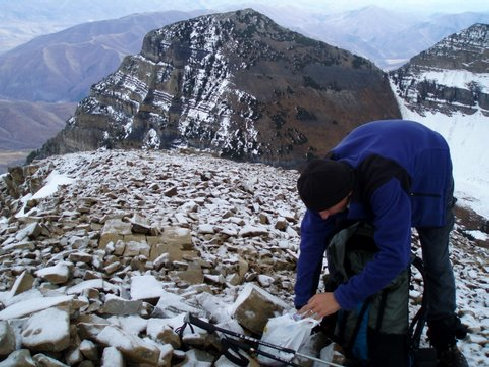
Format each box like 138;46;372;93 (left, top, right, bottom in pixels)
295;120;453;310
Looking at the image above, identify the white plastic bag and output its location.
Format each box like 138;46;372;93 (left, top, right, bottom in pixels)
258;311;319;366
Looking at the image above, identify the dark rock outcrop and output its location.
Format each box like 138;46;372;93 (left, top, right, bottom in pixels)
31;9;400;168
390;23;489;117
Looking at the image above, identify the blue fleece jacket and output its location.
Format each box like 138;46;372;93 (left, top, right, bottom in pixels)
295;120;453;310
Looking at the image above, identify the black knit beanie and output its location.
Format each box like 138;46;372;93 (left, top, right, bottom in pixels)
297;159;354;212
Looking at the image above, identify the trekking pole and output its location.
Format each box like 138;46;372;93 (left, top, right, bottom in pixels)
181;312;345;367
296;351;343;367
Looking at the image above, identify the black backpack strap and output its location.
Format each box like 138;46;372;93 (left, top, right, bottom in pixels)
409;255;428;352
409;255;441;366
375;289;389;332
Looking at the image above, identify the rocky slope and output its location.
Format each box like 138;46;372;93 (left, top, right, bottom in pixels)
0;149;488;366
31;9;400;168
389;23;489;223
390;23;489;116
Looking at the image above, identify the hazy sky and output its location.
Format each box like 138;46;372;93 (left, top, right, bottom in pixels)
1;0;487;53
218;0;489;14
2;1;488;22
314;0;489;13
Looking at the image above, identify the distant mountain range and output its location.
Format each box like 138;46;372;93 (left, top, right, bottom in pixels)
0;100;76;150
0;11;208;102
0;0;215;54
2;5;489;69
0;99;75;173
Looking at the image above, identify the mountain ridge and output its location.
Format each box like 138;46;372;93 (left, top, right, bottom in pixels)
0;11;209;102
30;9;400;168
390;23;489;116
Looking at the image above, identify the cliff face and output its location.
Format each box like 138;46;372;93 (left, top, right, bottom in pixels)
390;23;489;117
34;9;400;168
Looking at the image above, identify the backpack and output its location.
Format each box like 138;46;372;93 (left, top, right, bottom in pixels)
322;222;436;367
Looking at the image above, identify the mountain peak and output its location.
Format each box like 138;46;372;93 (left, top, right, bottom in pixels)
32;10;400;167
141;8;316;65
417;22;489;72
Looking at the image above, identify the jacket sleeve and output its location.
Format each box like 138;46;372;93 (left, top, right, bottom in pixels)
294;209;334;308
334;178;412;310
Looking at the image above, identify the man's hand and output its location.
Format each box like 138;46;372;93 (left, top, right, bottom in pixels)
298;292;341;320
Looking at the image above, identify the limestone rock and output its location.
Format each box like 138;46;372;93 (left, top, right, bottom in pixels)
0;321;15;356
101;346;124;367
176;261;204;285
33;353;70;367
144;339;173;367
123;240;150;257
152;291;203;319
103;261;121;275
15;222;42;241
98;219;131;249
226;273;241;286
64;346;83;365
0;349;36;367
153;252;171;270
239;225;268;238
130;275;162;302
9;271;34;298
113;240;126;256
164;186;178;197
231;284;288;335
99;294;142;315
275;218;288;231
239;257;249;278
146;322;181;349
182;349;214;366
0;296;73;321
81;324;160;365
35;262;71;285
79;339;98;361
68;252;93;263
21;307;71;352
257;274;275;287
130;214;152;234
148;226;194;261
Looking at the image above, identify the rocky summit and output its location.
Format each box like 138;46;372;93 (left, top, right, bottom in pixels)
32;9;400;168
390;23;489;117
0;149;488;366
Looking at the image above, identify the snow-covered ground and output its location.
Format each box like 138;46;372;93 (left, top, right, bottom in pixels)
0;149;487;366
392;81;489;227
419;70;489;93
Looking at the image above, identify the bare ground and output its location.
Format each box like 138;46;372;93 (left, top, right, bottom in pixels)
454;204;489;248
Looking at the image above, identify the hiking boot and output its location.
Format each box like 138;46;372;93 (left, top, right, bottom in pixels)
437;345;468;367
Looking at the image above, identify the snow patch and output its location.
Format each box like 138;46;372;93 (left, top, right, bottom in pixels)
391;79;489;219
